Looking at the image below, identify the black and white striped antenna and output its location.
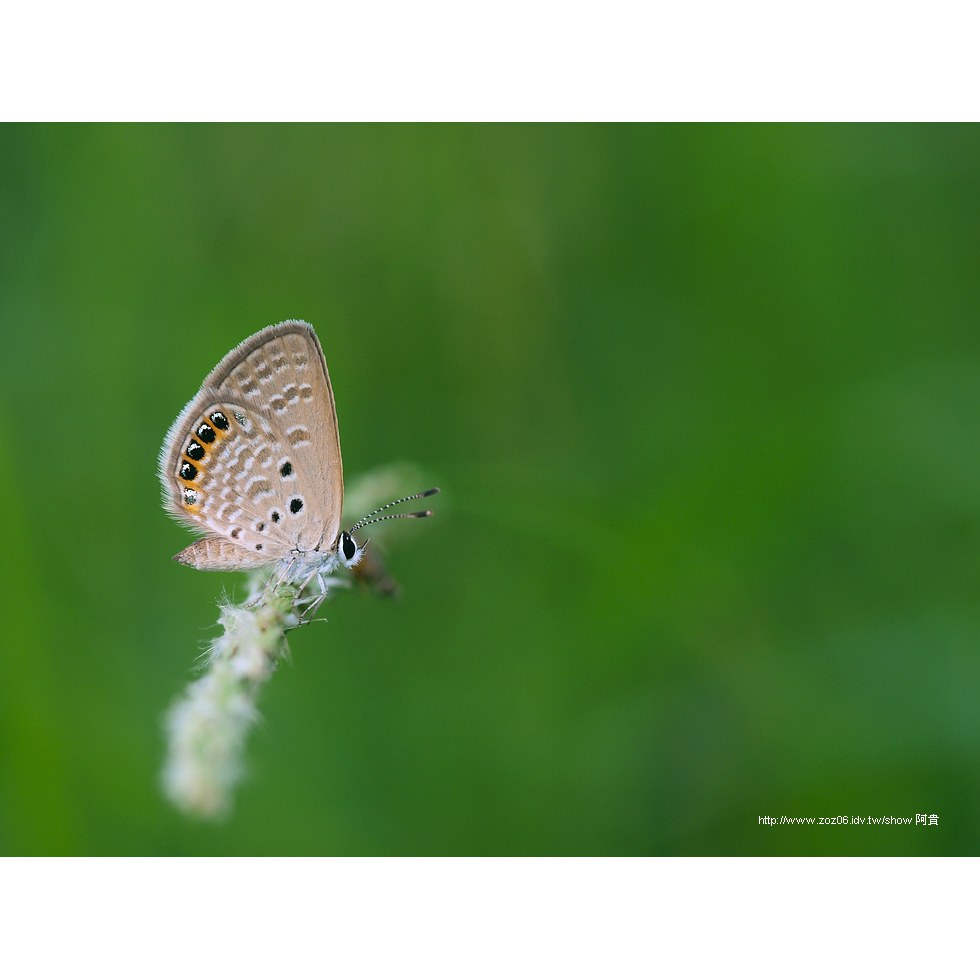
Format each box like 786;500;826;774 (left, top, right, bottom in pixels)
348;487;439;533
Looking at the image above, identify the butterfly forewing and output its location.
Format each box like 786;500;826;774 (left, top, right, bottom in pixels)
159;320;344;568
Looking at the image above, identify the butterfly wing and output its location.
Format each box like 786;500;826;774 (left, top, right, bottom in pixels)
159;320;344;568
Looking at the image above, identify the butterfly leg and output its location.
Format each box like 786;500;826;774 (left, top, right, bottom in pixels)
285;563;320;624
296;568;343;624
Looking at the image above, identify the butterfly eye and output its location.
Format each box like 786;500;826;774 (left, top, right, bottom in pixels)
338;531;361;568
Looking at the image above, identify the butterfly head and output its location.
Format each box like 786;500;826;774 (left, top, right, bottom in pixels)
337;530;365;569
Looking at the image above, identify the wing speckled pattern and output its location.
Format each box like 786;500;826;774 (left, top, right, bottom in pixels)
159;320;344;570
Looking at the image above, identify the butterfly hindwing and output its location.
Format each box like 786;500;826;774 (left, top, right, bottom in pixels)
173;536;272;570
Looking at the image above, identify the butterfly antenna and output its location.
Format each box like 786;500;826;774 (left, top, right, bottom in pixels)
349;487;439;533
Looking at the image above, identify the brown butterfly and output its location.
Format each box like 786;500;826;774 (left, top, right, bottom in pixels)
159;319;437;583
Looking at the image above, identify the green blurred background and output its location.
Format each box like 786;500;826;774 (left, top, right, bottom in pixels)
0;125;977;855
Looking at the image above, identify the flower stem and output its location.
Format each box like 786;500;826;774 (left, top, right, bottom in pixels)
161;579;302;820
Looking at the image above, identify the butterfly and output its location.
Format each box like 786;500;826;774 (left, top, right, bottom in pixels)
159;319;436;585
